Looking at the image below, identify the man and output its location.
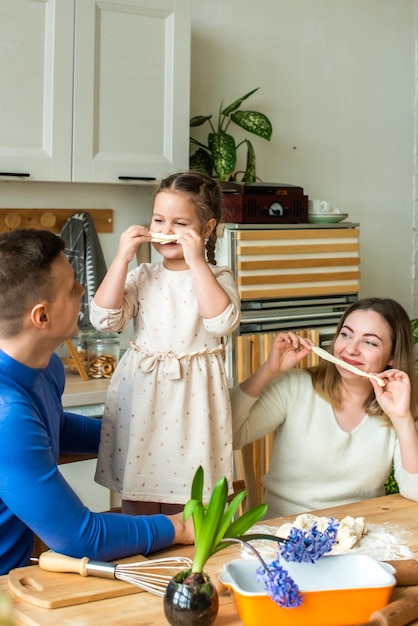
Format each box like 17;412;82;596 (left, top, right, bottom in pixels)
0;229;192;574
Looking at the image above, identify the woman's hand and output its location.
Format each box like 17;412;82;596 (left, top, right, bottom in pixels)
372;369;412;422
117;225;151;264
240;332;313;398
265;332;313;376
373;369;418;474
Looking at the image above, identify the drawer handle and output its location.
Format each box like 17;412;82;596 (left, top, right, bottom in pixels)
118;176;156;181
0;172;30;177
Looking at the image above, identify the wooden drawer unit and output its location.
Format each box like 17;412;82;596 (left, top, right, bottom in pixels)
222;223;361;505
233;226;360;301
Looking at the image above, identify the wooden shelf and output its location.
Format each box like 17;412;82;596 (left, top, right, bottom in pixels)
0;209;113;233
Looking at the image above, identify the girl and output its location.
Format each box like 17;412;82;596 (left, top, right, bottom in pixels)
231;298;418;517
90;172;241;515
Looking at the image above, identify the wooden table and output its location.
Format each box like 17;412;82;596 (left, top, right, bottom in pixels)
2;493;418;625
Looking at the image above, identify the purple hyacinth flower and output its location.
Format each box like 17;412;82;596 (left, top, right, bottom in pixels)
256;560;303;608
280;518;339;564
253;518;339;609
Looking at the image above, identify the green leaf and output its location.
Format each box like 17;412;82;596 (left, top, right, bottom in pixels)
224;503;268;538
241;139;256;183
184;466;270;574
184;467;206;542
191;465;204;501
190;115;212;127
411;319;418;344
183;498;205;540
221;88;260;117
189;148;213;177
192;476;228;572
213;490;248;546
209;131;236;181
231;110;272;140
183;499;198;521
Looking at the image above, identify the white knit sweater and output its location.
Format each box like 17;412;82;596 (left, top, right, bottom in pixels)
231;369;418;517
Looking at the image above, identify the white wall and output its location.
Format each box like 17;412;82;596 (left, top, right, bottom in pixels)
191;0;418;316
0;1;417;315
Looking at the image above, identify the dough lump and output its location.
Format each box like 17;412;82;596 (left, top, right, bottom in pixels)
276;513;367;551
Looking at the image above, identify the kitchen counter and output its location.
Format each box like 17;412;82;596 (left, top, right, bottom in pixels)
63;372;109;408
60;373;109;466
3;494;418;625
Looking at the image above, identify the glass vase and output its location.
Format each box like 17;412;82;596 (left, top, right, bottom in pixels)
163;570;219;626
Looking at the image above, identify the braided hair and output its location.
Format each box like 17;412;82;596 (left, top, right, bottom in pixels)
155;171;225;265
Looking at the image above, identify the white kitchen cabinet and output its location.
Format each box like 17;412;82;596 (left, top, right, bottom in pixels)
0;0;190;183
72;0;191;183
0;0;74;181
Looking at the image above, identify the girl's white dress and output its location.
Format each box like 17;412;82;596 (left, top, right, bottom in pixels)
90;262;241;503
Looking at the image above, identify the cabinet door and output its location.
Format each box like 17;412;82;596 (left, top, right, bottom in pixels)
72;0;190;184
0;0;74;181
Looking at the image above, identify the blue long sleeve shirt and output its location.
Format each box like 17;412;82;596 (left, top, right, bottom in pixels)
0;350;174;574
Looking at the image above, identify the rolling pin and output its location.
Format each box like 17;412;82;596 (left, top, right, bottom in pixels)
353;588;418;626
343;561;418;626
385;560;418;586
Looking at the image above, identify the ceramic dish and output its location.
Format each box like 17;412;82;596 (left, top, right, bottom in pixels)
308;213;349;224
219;553;395;626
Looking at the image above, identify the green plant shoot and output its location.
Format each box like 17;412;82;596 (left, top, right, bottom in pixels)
183;466;268;574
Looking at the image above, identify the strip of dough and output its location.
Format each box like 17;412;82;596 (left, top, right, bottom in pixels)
149;232;179;244
311;345;385;386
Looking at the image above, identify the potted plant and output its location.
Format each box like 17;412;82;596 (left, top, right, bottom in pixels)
163;466;338;626
189;88;273;182
163;466;267;626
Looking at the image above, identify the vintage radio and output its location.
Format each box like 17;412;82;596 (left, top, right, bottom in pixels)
221;181;308;224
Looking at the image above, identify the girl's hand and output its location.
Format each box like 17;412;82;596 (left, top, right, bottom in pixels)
117;225;151;263
176;229;206;267
372;369;412;422
265;332;313;376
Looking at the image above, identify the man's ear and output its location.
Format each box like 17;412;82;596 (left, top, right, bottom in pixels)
31;304;49;329
203;218;217;238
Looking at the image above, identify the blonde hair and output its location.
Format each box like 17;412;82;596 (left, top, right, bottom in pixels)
309;298;417;419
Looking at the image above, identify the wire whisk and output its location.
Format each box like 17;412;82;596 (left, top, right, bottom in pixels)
37;551;193;597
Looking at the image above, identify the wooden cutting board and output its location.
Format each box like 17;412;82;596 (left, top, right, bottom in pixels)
7;557;148;609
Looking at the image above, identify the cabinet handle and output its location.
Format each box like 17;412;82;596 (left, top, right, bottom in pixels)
118;176;156;181
0;172;30;177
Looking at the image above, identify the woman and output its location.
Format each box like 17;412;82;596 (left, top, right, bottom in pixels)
231;298;418;517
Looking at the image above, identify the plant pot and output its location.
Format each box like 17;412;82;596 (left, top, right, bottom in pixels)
163;570;219;626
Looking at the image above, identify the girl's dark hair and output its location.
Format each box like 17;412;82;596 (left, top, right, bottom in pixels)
155;171;226;264
0;229;65;337
310;297;417;418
